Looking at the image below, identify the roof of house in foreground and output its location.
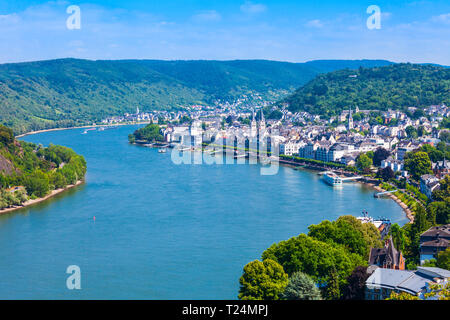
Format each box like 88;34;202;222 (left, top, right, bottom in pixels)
365;267;450;295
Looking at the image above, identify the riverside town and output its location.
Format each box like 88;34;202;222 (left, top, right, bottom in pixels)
0;0;448;316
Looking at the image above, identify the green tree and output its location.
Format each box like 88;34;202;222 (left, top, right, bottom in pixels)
408;206;432;262
238;259;288;300
387;292;419;300
389;223;407;253
342;266;369;300
308;215;382;259
281;272;322;300
436;248;450;270
427;197;450;224
324;269;341;300
356;153;372;173
262;234;365;288
373;148;391;167
432;175;450;202
405;126;418;139
404;151;432;180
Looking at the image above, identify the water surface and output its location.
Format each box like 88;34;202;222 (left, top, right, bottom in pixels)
0;125;408;299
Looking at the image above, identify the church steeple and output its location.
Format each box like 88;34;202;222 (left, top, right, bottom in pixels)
348;108;354;130
259;109;266;132
251;109;257;137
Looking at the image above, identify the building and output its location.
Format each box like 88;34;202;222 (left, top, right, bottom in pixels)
381;157;404;173
369;237;405;270
279;140;305;156
365;267;450;300
420;174;441;199
420;225;450;264
433;158;450;178
348;108;354;130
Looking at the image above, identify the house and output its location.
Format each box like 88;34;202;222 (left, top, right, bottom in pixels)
369;237;405;270
433;158;450;178
420;174;440;199
381;157;404;173
419;224;450;264
365;267;450;300
279;140;305;156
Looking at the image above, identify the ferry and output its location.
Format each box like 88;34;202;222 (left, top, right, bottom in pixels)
357;211;391;239
323;172;343;186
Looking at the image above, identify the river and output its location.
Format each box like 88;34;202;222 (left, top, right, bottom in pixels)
0;125;408;299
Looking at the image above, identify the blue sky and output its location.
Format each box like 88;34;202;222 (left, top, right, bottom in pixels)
0;0;449;64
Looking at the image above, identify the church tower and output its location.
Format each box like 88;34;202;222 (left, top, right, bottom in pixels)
348;108;354;130
251;109;257;138
259;109;266;133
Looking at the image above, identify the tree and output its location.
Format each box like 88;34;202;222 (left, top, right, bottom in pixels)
324;269;340;300
436;248;450;270
424;282;450;300
238;259;288;300
356;153;372;173
281;272;321;300
404;151;432;180
389;223;407;253
387;292;419;300
427;200;449;225
308;215;382;259
342;266;369;300
262;234;365;288
408;206;432;262
432;175;450;202
373;148;391;166
378;166;395;182
405;126;418;139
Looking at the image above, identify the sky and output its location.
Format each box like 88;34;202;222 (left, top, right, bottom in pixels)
0;0;449;64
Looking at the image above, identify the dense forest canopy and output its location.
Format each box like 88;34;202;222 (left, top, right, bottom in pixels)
283;63;450;116
0;58;392;134
0;125;86;209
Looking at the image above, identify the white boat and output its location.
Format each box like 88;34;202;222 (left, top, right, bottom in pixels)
158;148;167;153
323;172;343;186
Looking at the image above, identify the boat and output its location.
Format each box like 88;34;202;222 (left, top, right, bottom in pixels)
356;211;391;239
158;148;167;153
323;171;343;186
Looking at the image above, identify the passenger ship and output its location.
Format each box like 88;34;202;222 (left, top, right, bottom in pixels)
323;171;343;186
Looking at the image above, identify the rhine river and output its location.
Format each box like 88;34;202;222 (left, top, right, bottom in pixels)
0;125;408;299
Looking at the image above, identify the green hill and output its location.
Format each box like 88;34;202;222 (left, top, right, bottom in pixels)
0;125;86;209
283;63;450;116
0;58;392;134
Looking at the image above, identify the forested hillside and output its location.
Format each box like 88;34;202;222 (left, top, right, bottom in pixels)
283;63;450;116
0;59;391;134
0;125;86;209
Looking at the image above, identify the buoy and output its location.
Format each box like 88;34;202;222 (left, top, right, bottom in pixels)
93;216;96;221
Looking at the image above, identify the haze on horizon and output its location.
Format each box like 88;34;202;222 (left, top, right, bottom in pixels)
0;0;449;65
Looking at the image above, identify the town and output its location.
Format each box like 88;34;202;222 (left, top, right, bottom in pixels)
104;99;450;300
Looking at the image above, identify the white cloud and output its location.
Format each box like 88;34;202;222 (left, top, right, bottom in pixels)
305;19;323;28
192;10;222;22
240;1;267;15
432;13;450;24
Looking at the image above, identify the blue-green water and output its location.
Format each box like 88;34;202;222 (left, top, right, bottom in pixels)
0;125;408;299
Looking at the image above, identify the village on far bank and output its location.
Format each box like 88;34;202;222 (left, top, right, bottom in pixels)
103;96;449;194
101;97;450;300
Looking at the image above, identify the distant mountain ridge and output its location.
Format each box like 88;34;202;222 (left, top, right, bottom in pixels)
283;63;450;116
0;58;393;134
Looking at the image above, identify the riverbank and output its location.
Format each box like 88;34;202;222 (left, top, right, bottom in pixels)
363;183;414;223
0;180;85;216
15;122;151;138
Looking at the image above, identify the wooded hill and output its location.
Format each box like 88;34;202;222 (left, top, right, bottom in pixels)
283;63;450;116
0;59;392;134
